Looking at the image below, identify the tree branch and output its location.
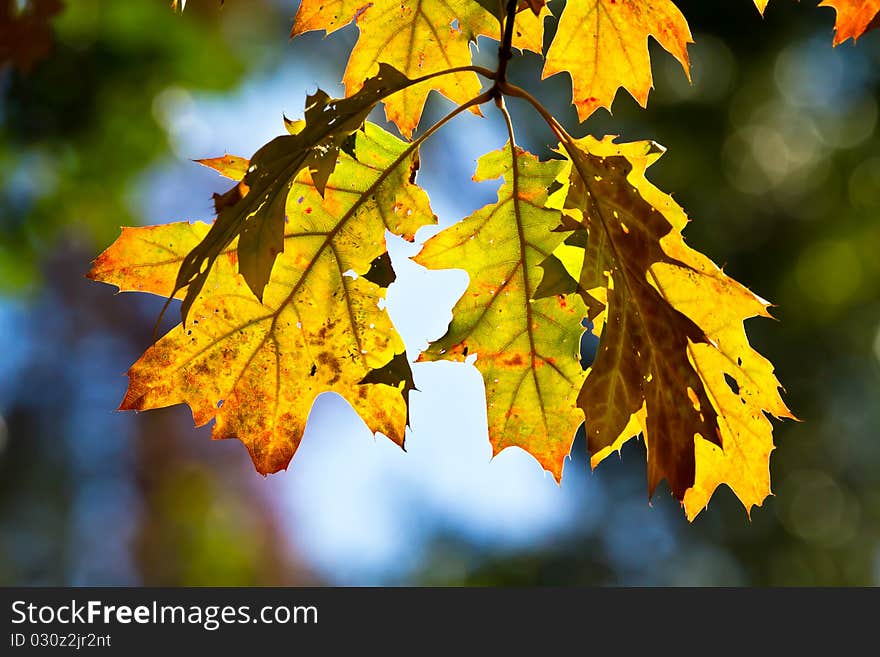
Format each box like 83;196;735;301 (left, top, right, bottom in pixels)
495;0;519;88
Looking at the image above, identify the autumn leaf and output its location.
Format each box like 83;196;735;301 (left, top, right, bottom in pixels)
543;0;692;121
414;143;587;480
88;123;434;475
292;0;549;136
752;0;769;14
820;0;880;45
169;64;416;321
551;135;792;515
558;137;719;500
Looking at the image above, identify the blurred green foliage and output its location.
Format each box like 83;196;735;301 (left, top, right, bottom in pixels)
0;0;249;290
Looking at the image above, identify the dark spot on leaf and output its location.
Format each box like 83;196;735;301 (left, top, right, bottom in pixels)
316;351;341;384
504;353;524;367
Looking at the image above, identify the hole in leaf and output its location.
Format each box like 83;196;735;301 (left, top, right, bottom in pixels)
724;373;740;395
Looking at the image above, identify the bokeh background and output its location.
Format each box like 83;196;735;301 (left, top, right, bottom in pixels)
1;0;878;586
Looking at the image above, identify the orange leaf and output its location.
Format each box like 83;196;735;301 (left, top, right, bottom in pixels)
820;0;880;45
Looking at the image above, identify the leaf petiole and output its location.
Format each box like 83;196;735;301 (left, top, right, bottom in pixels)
409;65;496;85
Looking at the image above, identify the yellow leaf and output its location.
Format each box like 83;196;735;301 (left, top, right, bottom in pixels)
556;136;792;514
414;143;587;480
543;0;692;121
753;0;769;14
88;123;434;475
292;0;549;137
654;217;796;519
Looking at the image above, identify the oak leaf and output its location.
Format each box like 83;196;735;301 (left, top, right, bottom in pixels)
292;0;549;136
414;143;587;480
543;0;692;121
88;123;434;474
552;136;793;515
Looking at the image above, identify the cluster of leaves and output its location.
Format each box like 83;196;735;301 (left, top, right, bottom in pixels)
90;0;876;519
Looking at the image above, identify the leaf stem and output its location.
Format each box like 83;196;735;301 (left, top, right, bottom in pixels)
497;97;517;149
495;0;520;87
412;90;496;145
411;65;496;85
